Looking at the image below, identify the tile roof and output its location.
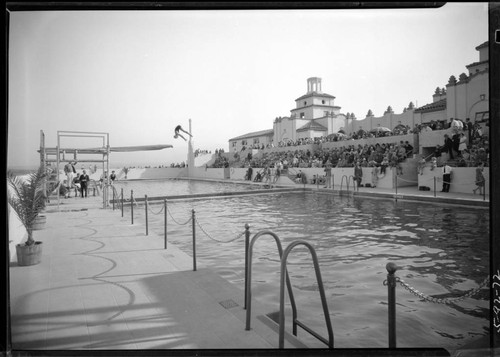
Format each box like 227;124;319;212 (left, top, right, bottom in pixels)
296;120;327;132
414;98;447;114
475;41;488;50
229;129;274;141
295;92;336;101
466;60;488;69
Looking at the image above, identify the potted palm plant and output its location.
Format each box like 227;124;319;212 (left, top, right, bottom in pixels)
7;165;47;266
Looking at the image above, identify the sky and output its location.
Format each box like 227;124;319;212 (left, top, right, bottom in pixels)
7;3;489;168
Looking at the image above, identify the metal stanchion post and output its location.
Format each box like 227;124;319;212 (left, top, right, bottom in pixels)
112;186;115;211
192;209;196;271
121;188;124;217
145;195;148;236
131;190;134;225
386;262;399;348
395;173;398;199
164;199;167;249
434;177;436;197
244;223;250;309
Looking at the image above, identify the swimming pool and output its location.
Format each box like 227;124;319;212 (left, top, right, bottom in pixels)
112;178;268;199
127;189;490;351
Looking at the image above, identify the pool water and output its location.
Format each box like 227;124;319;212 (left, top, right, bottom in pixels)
130;191;490;351
112;179;264;198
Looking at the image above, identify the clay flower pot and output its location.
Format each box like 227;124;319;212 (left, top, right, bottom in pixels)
16;241;43;266
8;165;48;266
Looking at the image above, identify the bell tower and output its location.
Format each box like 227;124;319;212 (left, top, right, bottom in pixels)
307;77;322;93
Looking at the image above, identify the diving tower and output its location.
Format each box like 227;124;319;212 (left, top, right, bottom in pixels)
39;130;173;209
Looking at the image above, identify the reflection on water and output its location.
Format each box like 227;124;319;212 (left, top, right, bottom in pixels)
135;191;490;351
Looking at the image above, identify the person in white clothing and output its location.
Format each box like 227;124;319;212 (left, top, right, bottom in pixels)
451;118;463;133
441;162;453;192
64;161;77;191
458;132;468;157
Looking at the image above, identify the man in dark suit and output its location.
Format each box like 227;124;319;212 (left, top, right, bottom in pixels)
443;134;454;160
465;118;474;145
79;170;90;198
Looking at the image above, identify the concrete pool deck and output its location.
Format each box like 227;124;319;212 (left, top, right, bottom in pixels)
7;183;489;355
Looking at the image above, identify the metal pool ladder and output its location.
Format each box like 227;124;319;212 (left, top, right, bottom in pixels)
245;231;334;349
340;174;357;193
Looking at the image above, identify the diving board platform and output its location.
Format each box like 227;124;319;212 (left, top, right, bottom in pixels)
39;130;173;209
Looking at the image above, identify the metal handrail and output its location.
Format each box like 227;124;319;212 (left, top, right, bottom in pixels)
104;184;122;211
245;231;297;333
340;174;357;193
339;174;350;192
279;240;334;349
111;184;123;210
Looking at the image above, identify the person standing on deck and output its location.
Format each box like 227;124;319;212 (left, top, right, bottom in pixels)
323;160;332;188
79;170;90;198
64;161;77;192
370;162;379;188
441;162;453;192
473;162;485;195
354;161;363;188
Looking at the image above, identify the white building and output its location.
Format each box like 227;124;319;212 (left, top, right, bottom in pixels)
228;42;489;152
273;77;347;144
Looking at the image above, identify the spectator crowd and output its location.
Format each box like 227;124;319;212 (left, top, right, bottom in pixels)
212;117;488;170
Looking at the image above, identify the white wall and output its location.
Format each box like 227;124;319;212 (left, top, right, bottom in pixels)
115;168;187;180
274;117;297;143
418;128;454;149
417;166;489;194
92;161;487;195
8;204;28;262
190;168;226;180
230;168;249;180
421;110;447;124
446;72;488;121
228;166;403;190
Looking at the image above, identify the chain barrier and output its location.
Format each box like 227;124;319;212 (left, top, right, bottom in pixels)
194;217;245;243
148;204;165;215
395;176;419;184
126;193;243;242
447;180;481;187
396;174;484;192
397;176;478;187
132;196;141;207
166;206;192;226
122;196;133;204
384;276;490;305
434;178;483;188
109;185;123;210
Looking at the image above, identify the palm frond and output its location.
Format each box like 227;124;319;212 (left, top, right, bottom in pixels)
7;166;47;245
